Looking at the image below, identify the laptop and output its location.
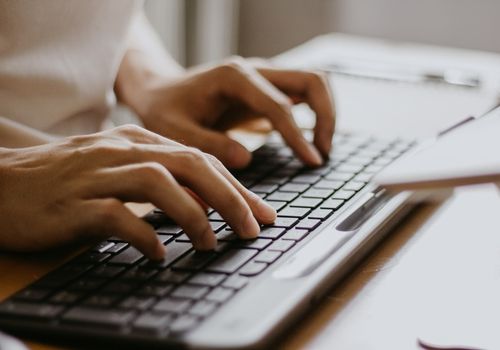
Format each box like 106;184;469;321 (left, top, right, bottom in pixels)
0;103;468;348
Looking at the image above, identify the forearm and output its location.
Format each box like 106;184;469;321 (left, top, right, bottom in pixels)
0;117;55;148
115;11;185;117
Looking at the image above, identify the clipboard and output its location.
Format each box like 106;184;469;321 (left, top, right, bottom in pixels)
373;104;500;191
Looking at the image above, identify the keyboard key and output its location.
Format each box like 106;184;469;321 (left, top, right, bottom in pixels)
142;241;192;269
205;287;234;303
62;307;134;328
188;300;217;317
302;188;334;199
332;189;356;200
74;252;111;265
50;291;82;304
208;211;224;221
296;218;321;230
171;285;210;300
133;312;173;334
278;206;311;218
222;275;249;290
308;208;334;220
0;301;63;319
324;172;353;182
217;229;238;241
67;277;106;291
121;267;157;281
136;284;173;297
313;179;344;190
258;227;285;239
188;273;226;287
120;296;155;311
87;265;124;279
289;197;322;208
268;240;295;252
154;270;191;284
208;221;226;233
83;294;118;308
34;264;91;288
267;217;298;229
92;241;115;253
235;238;272;250
343;181;366;192
106;242;127;254
266;191;299;202
170;314;199;334
279;183;310;193
254;250;281;264
14;288;50;302
321;198;345;210
281;228;309;241
206;249;257;274
153;298;192;314
250;183;278;194
156;224;183;235
172;251;217;271
239;261;267;276
102;281;137;295
292;174;321;184
265;200;287;211
108;246;143;265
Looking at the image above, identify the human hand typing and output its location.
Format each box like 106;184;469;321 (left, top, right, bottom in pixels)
0;125;276;259
122;57;336;169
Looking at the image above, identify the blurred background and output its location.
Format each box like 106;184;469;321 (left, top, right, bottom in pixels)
144;0;500;66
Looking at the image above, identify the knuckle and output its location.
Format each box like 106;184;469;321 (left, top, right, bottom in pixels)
137;162;170;183
308;70;329;86
177;147;209;168
116;124;145;136
203;152;223;167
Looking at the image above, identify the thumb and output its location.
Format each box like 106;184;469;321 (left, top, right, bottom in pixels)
179;123;252;169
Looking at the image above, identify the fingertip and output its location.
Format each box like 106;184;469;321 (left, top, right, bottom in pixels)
227;142;252;169
240;211;260;239
257;200;277;224
306;143;324;167
193;227;217;251
152;240;166;261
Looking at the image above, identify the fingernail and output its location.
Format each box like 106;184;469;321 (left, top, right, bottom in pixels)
307;144;324;166
154;241;166;260
197;227;217;251
241;211;260;239
228;142;252;168
248;191;276;223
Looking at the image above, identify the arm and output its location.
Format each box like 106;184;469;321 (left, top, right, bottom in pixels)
115;11;185;117
0;117;55;148
115;11;335;169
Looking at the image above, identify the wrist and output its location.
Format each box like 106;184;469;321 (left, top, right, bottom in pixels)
115;50;185;120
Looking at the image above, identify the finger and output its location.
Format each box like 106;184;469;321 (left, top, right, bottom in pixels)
82;198;165;260
257;68;336;155
214;60;323;166
202;152;277;224
158;147;261;239
83;163;216;250
163;119;253;169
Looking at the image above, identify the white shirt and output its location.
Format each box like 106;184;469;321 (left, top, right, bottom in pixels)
0;0;143;136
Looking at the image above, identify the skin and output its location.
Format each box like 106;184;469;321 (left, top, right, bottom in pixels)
0;24;336;260
0;126;277;260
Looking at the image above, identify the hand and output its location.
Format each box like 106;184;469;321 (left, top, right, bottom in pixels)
132;57;336;169
0;125;276;259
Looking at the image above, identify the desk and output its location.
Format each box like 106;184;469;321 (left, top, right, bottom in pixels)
2;34;500;349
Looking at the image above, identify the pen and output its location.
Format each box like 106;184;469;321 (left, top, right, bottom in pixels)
321;62;481;89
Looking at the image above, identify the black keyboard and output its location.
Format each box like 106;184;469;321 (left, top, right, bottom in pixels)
0;133;413;342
